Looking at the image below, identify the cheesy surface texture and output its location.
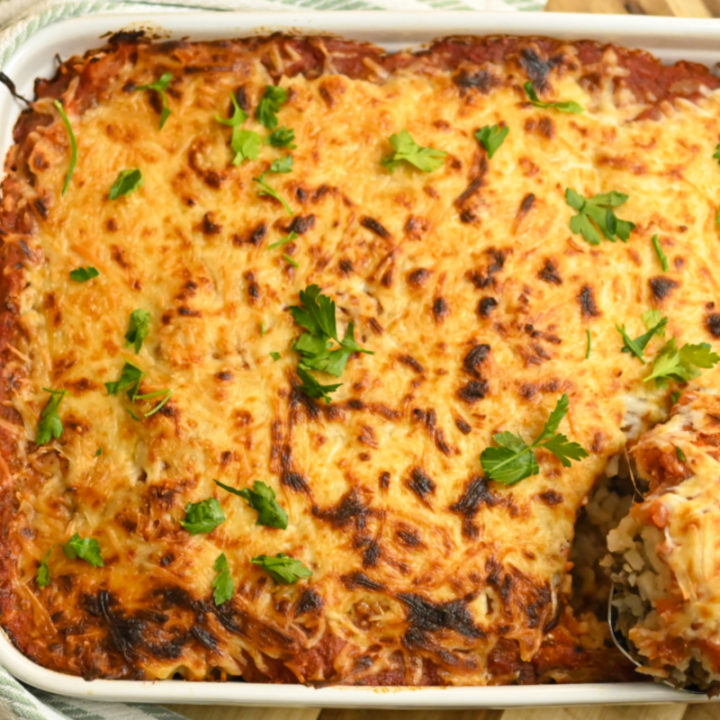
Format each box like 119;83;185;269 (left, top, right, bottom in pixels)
1;33;720;684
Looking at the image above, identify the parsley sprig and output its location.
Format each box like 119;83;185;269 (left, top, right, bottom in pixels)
215;479;288;529
125;309;151;353
109;169;143;200
105;362;172;418
524;81;583;114
257;86;288;130
215;93;262;165
480;394;589;485
268;127;296;148
616;313;668;363
381;130;447;173
63;533;103;567
645;339;720;386
251;553;312;584
651;234;669;272
475;124;508;159
565;188;635;245
212;553;234;605
36;388;66;445
69;266;99;282
135;73;173;130
53;100;76;196
181;498;225;535
289;285;373;403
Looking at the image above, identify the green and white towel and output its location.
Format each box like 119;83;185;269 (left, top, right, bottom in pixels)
0;0;538;716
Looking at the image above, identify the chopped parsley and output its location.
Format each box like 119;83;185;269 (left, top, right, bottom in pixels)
136;388;172;417
215;93;262;165
270;155;293;174
565;188;635;245
105;362;144;400
181;498;225;535
480;394;589;485
95;447;103;457
296;365;342;403
283;253;298;268
36;388;66;445
645;338;720;386
125;309;151;353
251;553;312;585
53;100;76;196
135;73;173;130
475;124;509;159
268;126;296;149
585;329;591;360
270;351;281;361
36;550;51;588
215;479;288;529
212;553;234;605
253;172;293;216
714;144;720;164
108;169;143;200
716;207;720;226
381;130;447;173
651;234;669;272
63;534;103;567
268;230;297;250
257;85;288;130
676;446;687;463
523;81;583;114
69;266;99;282
616;313;668;363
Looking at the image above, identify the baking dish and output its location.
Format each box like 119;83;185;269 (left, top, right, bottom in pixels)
1;8;720;707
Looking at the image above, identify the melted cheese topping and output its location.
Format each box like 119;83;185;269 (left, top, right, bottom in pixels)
2;35;720;684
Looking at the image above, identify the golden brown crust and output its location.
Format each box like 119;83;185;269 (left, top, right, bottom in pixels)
2;30;719;685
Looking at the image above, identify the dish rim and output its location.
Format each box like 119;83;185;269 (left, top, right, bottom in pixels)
1;8;719;707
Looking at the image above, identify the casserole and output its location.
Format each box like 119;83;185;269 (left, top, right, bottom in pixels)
1;9;720;703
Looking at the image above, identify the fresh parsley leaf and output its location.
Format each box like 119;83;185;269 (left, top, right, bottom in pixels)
480;394;589;485
270;155;293;174
251;553;312;584
36;387;66;445
641;309;666;334
270;351;281;361
36;550;51;588
53;100;76;196
475;124;509;159
381;130;447;173
257;85;288;130
212;553;234;605
268;230;297;250
215;479;288;529
268;126;296;149
125;309;151;353
290;284;338;339
651;234;669;272
105;362;144;400
253;172;293;216
135;73;173;129
296;365;342;404
69;266;99;282
523;81;583;114
181;498;225;535
566;188;635;245
63;533;104;567
676;446;687;463
645;339;720;386
215;93;262;165
617;314;668;362
585;328;591;360
109;169;143;200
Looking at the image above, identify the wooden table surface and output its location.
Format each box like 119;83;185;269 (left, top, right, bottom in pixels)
166;2;719;718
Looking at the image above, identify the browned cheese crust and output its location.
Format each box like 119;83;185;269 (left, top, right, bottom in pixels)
1;31;720;684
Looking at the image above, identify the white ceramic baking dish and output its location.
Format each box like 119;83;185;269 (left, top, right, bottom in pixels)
0;9;719;707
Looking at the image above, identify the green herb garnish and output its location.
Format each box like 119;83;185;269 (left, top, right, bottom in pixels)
109;169;143;200
105;362;144;400
565;188;635;245
136;388;172;418
676;446;687;463
125;309;151;353
268;126;296;148
268;230;297;250
257;85;288;130
296;365;342;404
617;314;668;363
36;388;66;445
53;100;77;195
251;553;312;584
269;155;293;174
253;172;293;216
215;479;288;529
283;253;298;268
714;144;720;164
524;81;583;114
480;394;589;485
215;93;262;165
212;553;234;605
36;550;51;588
136;73;173;130
585;329;591;359
645;339;720;386
63;534;103;567
270;351;281;361
181;498;225;535
69;266;99;283
381;129;447;173
475;124;509;159
651;234;669;272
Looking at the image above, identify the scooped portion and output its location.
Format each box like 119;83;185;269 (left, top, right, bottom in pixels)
607;391;720;692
